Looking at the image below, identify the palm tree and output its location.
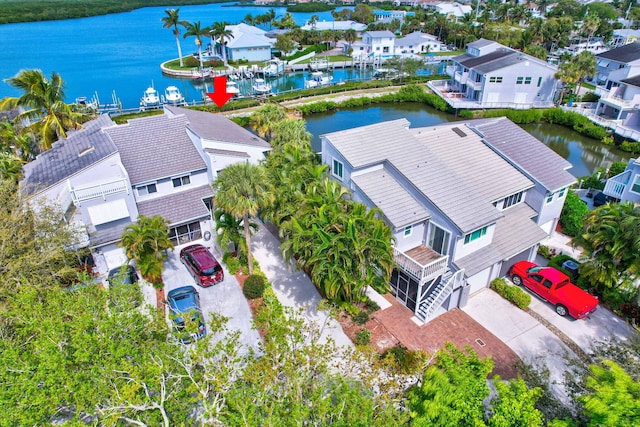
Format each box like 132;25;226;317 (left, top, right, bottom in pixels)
210;22;234;67
184;21;210;70
271;118;312;152
0;153;23;183
0;69;81;150
212;162;274;275
243;13;254;26
250;104;287;140
309;14;319;30
161;9;189;68
120;215;174;308
344;29;357;51
0;121;38;161
573;51;597;95
213;208;258;257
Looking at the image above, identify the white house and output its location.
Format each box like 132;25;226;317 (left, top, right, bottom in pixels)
300;20;367;32
321;117;575;321
221;23;274;62
602;155;640;203
395;31;446;54
428;38;559;109
593;42;640;92
351;30;397;60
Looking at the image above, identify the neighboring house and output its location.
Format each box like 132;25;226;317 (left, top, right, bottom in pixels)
593;42;640;91
352;30;396;60
321;117;574;322
222;23;274;62
20;107;271;272
612;29;640;48
373;10;416;23
558;39;609;56
395;31;445;54
300;20;367;32
424;2;473;19
602;155;640;203
594;75;640;127
428;38;558;109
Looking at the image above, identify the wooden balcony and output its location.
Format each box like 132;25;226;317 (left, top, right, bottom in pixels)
394;245;448;285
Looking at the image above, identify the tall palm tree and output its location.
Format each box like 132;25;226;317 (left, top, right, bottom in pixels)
184;21;210;70
243;13;254;26
212;162;274;275
161;9;189;68
250;104;287;140
0;69;80;150
344;29;357;52
213;208;258;257
210;22;234;67
271;118;312;152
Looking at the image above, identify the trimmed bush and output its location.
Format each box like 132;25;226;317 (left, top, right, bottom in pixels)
548;254;578;278
243;274;266;299
354;329;371;346
537;245;551;259
490;278;531;309
353;310;370;325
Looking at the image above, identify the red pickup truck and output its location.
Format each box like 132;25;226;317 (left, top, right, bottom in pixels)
508;261;598;319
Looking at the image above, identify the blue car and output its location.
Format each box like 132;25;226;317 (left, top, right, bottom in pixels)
166;286;206;344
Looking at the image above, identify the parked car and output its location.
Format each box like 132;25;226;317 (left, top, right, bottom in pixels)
166;286;206;344
108;265;138;286
508;261;598;319
179;244;224;287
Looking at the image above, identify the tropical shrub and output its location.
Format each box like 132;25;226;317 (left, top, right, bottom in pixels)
353;310;370;325
381;344;427;374
559;191;589;237
364;297;380;313
580;92;599;102
222;253;241;275
537;245;551;259
491;277;531;309
620;140;640;154
243;274;266;299
484;108;543;123
354;329;371;346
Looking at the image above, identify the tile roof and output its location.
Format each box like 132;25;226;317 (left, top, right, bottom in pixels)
471;118;576;192
21;114;117;195
136;184;213;225
454;203;548;276
467;38;497;49
365;30;396;38
351;166;431;229
596;42;640;63
204;148;250;158
103;113;207;185
165;106;270;148
90;220;129;247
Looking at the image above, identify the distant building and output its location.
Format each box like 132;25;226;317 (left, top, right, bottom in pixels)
395;31;446;54
300;20;367;32
221;23;274;62
612;29;640;48
602;155;640;203
373;10;416;23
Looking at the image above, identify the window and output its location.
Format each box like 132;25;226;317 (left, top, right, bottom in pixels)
489;77;503;83
428;223;450;256
172;174;191;188
332;159;344;180
558;187;566;197
524;77;532;84
169;221;202;245
537;77;542;87
546;192;554;203
502;191;523;209
516;77;524;84
404;225;412;237
464;226;487;244
632;175;640;193
137;183;157;196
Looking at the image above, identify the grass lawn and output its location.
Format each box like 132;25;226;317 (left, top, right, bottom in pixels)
433;50;464;56
582;82;596;90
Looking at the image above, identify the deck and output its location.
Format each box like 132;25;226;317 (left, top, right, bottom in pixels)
404;245;442;266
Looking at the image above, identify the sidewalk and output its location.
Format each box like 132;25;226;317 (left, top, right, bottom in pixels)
250;221;354;349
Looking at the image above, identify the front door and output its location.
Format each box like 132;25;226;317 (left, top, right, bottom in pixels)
391;269;418;312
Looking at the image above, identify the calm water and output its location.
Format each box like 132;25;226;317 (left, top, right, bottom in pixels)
306;104;629;177
0;3;349;108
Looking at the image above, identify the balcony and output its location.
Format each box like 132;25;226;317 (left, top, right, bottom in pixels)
600;93;640;110
603;170;631;198
69;178;130;205
454;71;468;85
394;245;448;285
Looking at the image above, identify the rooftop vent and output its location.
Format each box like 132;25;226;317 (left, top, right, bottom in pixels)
452;127;467;137
78;146;95;157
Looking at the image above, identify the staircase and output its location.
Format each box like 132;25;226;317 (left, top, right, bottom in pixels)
416;269;465;322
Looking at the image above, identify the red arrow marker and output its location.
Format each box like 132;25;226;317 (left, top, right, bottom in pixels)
206;76;234;108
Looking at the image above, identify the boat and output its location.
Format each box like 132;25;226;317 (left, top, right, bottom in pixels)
163;86;185;105
252;78;272;96
192;68;212;80
262;59;285;77
226;80;240;98
304;71;333;89
140;85;160;110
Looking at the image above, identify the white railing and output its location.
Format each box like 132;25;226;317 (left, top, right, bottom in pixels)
417;269;465;321
393;247;448;284
603;171;631;198
564;107;640;142
600;93;640;109
454;71;468;84
70;178;129;204
427;81;554;109
444;65;454;76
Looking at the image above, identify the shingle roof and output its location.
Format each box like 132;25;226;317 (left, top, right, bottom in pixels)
322;120;507;233
471;118;576;192
136;184;213;225
21;114;117;195
104;113;207;185
620;75;640;88
351;166;431;229
165;106;270;148
204;148;250;158
467;38;497;49
596;42;640;63
454;203;548;276
365;30;396;38
458;50;516;70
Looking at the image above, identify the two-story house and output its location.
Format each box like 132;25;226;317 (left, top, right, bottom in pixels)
602;155;640;203
428;39;559;109
594;75;640;129
594;42;640;92
395;32;445;54
221;23;274;62
351;31;396;60
321;117;575;322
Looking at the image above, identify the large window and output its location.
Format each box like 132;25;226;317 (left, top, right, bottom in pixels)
464;226;487;244
502;191;523;209
137;183;157;196
172;174;191;188
332;158;344;180
428;223;450;256
632;175;640;193
169;221;202;245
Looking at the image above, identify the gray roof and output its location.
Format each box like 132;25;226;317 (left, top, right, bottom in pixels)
471;118;576;192
395;31;438;46
467;38;496;49
21;114;117;195
454;203;548;276
136;184;213;225
620;75;640;88
204;148;250;158
365;30;396;38
104;113;207;185
90;219;129;248
351;166;431;229
165;106;270;149
323;119;514;232
596;42;640;63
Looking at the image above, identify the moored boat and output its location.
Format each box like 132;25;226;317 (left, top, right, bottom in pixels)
252;78;272;96
192;68;212;80
262;59;285;77
226;80;240;98
304;71;333;89
163;86;185;105
140;85;160;110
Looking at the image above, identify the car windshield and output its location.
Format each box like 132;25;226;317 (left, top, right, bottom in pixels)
202;265;222;276
527;266;544;274
556;279;569;289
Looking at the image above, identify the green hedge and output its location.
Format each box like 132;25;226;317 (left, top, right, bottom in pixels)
548;254;578;278
490;278;531;309
243;274;266;299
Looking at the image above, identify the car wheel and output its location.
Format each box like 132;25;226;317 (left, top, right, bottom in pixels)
555;304;568;317
511;275;522;286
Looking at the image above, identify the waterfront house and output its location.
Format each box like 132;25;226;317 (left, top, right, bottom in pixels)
601;155;640;203
428;39;559;109
222;23;274;62
300;20;367;32
424;2;472;20
593;42;640;91
321;117;574;322
395;31;446;54
351;30;396;60
593;75;640;133
373;10;416;23
21;107;271;272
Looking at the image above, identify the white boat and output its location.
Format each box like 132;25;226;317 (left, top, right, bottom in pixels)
192;68;212;80
252;78;272;96
226;80;240;97
163;86;185;105
304;71;333;89
140;85;160;110
262;59;285;77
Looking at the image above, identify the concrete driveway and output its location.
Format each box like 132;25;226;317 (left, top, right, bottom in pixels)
158;241;261;353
